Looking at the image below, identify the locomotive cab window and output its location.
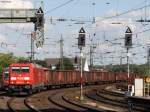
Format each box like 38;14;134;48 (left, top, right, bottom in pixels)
21;67;30;73
12;67;20;73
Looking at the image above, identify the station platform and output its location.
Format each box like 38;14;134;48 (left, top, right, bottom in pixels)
127;95;150;102
127;95;150;109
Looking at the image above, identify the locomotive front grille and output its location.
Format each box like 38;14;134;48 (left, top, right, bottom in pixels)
9;85;31;92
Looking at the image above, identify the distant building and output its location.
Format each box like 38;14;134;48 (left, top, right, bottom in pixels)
45;57;86;70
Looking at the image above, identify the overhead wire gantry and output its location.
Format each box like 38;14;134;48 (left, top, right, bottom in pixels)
0;6;44;61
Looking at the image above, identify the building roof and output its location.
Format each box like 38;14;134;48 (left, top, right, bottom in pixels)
45;58;59;65
45;57;86;67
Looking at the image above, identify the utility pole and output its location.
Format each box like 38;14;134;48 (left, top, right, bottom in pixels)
90;45;92;67
31;34;35;62
92;2;95;24
147;48;150;96
120;56;122;66
89;44;96;69
25;32;35;62
89;36;93;68
60;35;64;70
89;33;96;69
147;48;150;74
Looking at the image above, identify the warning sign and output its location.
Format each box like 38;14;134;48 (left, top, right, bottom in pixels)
125;27;132;33
146;77;150;83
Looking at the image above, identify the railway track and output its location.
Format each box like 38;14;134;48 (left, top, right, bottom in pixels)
26;90;65;112
0;91;11;111
0;84;135;112
85;90;129;111
85;88;146;112
7;97;38;112
98;89;150;111
48;90;101;112
0;90;8;96
26;86;108;112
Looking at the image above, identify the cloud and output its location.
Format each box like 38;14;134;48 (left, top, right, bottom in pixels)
85;9;150;64
0;33;6;40
0;0;34;33
104;9;117;17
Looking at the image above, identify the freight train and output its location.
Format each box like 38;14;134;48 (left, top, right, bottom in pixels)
2;63;136;94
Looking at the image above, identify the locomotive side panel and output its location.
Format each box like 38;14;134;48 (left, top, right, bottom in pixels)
2;67;9;89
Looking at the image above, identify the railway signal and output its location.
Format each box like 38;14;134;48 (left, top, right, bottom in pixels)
78;27;86;49
147;48;150;76
125;27;132;48
78;27;86;101
125;26;132;92
74;56;78;63
35;7;44;29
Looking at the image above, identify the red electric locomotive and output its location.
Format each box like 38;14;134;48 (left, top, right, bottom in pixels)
2;67;9;89
9;63;46;94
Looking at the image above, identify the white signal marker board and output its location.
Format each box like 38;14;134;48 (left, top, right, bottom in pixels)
134;78;143;96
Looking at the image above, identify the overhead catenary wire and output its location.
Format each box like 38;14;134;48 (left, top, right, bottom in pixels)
60;0;80;17
83;3;150;29
97;3;150;22
45;0;75;15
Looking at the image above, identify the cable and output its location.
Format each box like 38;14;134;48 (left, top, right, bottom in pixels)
60;0;80;17
45;0;75;15
83;3;150;29
96;4;150;22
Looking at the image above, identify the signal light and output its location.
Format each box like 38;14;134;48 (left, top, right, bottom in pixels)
74;56;78;63
78;34;85;47
35;7;44;29
78;27;86;48
125;27;132;48
125;34;132;47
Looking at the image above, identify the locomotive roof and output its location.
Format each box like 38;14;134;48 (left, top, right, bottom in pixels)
10;63;44;69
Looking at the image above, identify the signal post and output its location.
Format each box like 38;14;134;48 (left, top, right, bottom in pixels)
125;26;132;92
78;27;86;100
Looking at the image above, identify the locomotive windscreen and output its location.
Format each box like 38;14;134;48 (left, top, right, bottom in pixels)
21;67;30;73
12;67;30;73
12;67;20;73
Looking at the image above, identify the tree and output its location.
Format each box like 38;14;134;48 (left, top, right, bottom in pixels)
56;57;74;70
34;60;48;68
103;64;148;77
17;57;29;63
0;53;17;74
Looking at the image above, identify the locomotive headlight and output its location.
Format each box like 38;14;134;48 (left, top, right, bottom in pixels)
24;77;30;80
11;77;16;80
25;85;30;89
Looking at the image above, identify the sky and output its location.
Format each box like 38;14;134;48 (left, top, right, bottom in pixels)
0;0;150;65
